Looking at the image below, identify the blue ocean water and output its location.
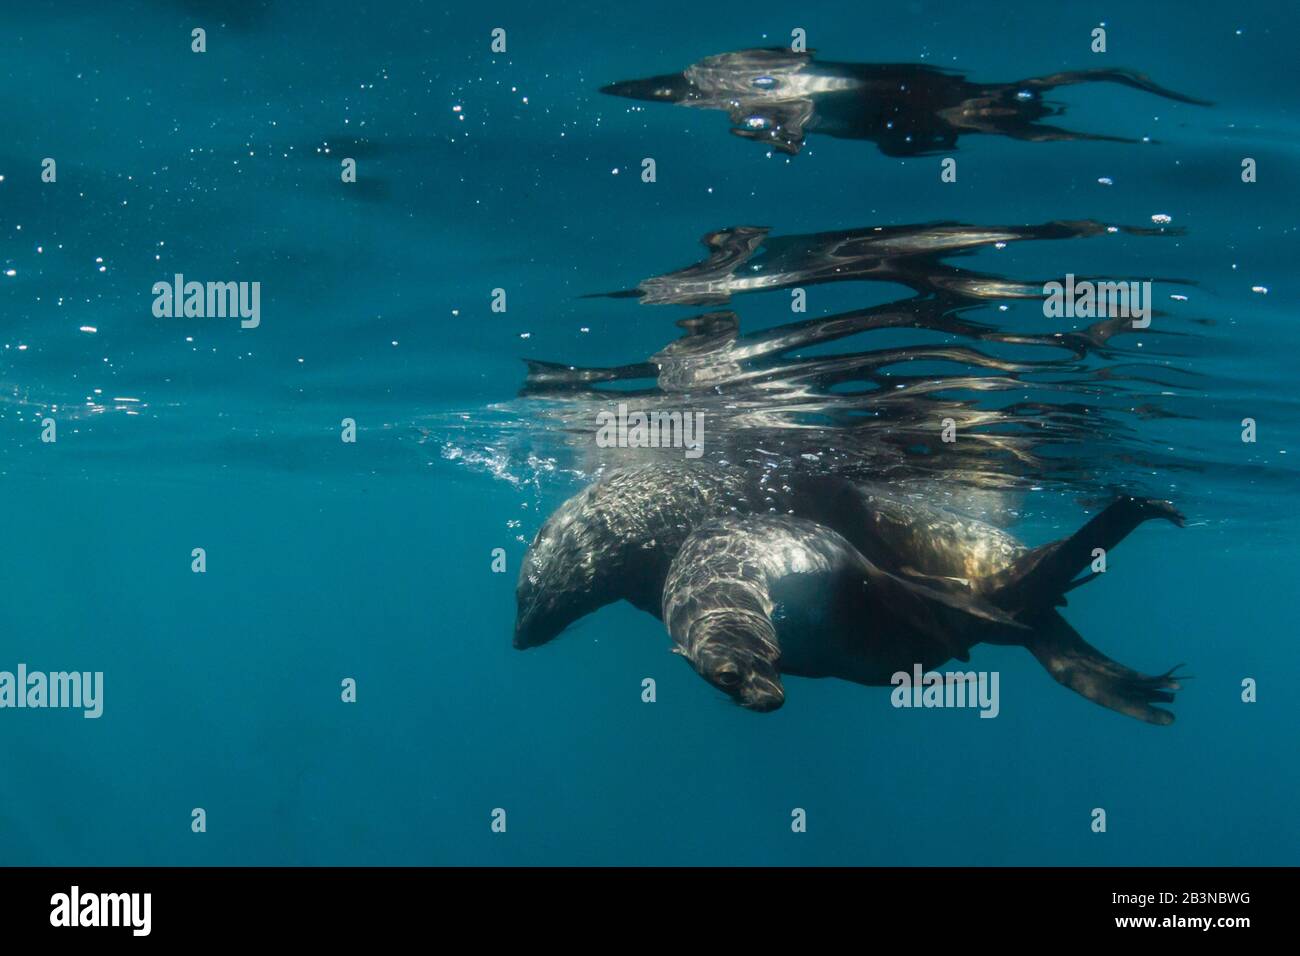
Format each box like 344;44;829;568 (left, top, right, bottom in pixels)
2;1;1297;865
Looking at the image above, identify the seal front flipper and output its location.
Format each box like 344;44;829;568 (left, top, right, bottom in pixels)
864;561;1028;658
725;101;814;154
1025;610;1181;725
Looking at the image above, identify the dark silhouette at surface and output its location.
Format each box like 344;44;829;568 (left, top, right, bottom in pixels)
601;49;1210;156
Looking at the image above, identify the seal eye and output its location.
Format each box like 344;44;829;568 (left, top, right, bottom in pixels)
714;666;741;689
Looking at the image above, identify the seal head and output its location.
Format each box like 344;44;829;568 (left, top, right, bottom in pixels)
514;504;606;649
680;608;785;712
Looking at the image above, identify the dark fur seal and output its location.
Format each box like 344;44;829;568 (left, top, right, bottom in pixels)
662;504;1184;724
514;463;762;648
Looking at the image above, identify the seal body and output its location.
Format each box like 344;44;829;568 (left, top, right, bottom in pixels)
789;477;1025;582
661;515;1023;710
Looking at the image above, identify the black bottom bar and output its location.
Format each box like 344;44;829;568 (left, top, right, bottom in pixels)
0;866;1284;940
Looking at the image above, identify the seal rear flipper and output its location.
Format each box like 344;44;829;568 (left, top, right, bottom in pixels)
1026;611;1180;725
984;496;1185;615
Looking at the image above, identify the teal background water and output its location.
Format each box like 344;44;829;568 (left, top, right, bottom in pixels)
2;1;1297;865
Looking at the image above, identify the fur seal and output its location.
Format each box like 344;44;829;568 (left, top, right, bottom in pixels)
662;504;1184;724
601;48;1210;156
513;463;764;648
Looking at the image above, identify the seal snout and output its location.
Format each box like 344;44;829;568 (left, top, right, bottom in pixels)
739;684;785;713
735;669;785;712
513;611;559;650
599;80;634;97
512;603;551;650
